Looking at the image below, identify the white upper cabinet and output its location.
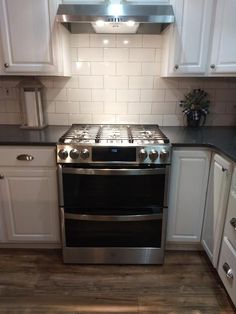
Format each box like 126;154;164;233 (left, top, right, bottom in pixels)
162;0;214;76
167;148;210;243
201;153;232;268
209;0;236;75
0;0;70;76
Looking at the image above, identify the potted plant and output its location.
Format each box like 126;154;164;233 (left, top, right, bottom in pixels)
179;89;210;127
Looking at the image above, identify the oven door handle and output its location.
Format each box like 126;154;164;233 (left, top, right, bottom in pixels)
62;168;166;175
64;213;162;222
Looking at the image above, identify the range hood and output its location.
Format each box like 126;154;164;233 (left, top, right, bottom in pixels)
56;3;175;34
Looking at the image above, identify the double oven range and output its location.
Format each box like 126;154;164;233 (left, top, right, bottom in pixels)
57;124;171;264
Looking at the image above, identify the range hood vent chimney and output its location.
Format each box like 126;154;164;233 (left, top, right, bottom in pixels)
56;3;175;34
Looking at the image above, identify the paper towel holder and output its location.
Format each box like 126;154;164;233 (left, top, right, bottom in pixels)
18;78;47;129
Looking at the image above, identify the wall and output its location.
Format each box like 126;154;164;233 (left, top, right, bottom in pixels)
1;33;236;126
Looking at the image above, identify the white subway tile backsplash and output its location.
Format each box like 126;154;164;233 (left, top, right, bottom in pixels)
116;35;142;48
92;114;116;124
128;102;152;114
116;89;140;102
104;76;128;89
71;62;91;75
104;102;127;114
92;89;116;102
163;114;183;126
140;115;163;125
129;48;156;62
69;113;92;124
117;62;141;75
68;89;91;102
55;101;78;114
77;48;103;61
152;102;176;115
91;62;116;75
0;113;20;124
116;115;140;124
70;34;89;48
47;113;69;126
143;35;162;48
1;34;236;127
129;76;153;89
79;76;103;89
142;63;161;76
141;89;165;102
46;88;67;102
80;102;103;114
165;89;187;102
90;34;116;47
104;48;129;61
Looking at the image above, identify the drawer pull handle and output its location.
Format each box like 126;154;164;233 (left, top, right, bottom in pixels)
230;217;236;231
222;167;228;172
223;262;234;279
0;174;4;179
16;154;34;161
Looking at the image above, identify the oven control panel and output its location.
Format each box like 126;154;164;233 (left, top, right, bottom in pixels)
57;145;171;164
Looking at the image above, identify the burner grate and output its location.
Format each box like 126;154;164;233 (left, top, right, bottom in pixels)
58;124;169;144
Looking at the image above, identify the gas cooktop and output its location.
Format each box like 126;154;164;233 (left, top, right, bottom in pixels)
57;124;171;165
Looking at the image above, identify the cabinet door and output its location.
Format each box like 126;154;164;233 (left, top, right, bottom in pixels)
0;0;58;73
162;0;214;76
0;168;60;243
167;149;210;243
209;0;236;74
201;154;232;268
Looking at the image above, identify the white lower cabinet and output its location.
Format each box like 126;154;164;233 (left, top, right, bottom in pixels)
0;146;60;244
201;153;232;268
167;148;210;243
217;167;236;307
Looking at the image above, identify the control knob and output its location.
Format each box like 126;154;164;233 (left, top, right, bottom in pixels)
69;148;79;160
149;149;159;162
58;149;68;160
160;149;169;161
138;148;148;162
81;148;90;160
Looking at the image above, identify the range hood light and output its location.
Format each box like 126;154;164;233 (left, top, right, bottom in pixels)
95;20;105;27
126;20;135;27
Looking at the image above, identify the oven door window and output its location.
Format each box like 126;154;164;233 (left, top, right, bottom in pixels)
63;173;165;209
64;209;162;248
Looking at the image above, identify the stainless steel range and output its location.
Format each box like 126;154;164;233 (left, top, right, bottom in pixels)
57;124;171;264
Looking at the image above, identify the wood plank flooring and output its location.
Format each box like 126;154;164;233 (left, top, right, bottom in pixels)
0;249;235;313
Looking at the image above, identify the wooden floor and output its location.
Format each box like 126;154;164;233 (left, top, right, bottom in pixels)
0;249;235;314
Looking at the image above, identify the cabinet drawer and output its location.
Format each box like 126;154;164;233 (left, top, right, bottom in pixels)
224;190;236;251
218;237;236;307
0;146;56;167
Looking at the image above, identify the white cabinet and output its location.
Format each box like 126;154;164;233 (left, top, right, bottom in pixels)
167;148;210;243
201;153;232;268
209;0;236;75
162;0;214;76
217;167;236;307
0;146;60;244
0;0;70;76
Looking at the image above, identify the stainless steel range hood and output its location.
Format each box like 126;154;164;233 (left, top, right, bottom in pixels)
56;4;175;34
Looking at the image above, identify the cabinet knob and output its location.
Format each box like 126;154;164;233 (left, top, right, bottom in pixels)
222;167;228;173
223;262;234;279
210;64;216;70
230;217;236;231
0;174;4;179
4;63;9;68
174;64;179;70
16;154;34;161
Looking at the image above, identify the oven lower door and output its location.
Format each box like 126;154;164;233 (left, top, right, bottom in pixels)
61;207;167;264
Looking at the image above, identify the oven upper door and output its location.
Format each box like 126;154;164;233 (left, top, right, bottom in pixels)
61;167;167;210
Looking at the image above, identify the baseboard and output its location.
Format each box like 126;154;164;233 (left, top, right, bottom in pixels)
166;242;203;251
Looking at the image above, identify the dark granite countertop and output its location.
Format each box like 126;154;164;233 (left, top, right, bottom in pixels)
0;125;236;162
